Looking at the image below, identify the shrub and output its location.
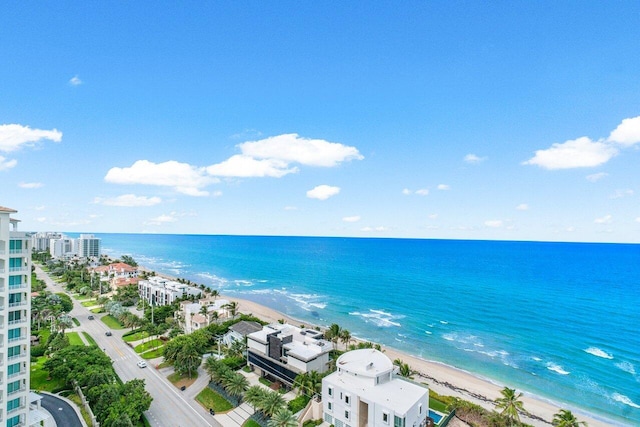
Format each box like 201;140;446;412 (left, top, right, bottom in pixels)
287;395;310;413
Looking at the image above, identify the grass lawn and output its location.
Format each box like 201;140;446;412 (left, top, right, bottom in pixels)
134;339;164;353
30;356;67;392
141;348;164;359
90;307;104;313
168;371;199;387
124;331;150;342
66;332;85;346
243;420;262;427
101;315;124;329
81;300;98;307
429;397;449;413
73;294;92;301
82;332;98;346
72;317;80;326
67;393;93;426
196;387;233;413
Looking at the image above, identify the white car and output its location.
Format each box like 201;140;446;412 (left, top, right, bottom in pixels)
137;360;147;368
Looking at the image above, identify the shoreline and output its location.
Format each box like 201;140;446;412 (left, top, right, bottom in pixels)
222;293;616;427
131;260;620;426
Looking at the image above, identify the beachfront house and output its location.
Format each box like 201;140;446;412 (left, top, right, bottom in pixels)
178;296;231;333
322;349;430;427
92;262;139;291
138;276;202;306
246;323;333;386
222;320;262;346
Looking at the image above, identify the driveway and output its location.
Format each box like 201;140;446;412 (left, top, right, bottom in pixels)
40;393;85;427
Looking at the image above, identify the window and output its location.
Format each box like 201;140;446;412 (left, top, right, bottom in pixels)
345;410;350;420
8;362;21;376
8;328;21;340
345;394;350;405
9;275;22;286
328;386;333;396
327;402;333;411
383;413;389;424
8;345;21;358
394;416;405;427
7;415;22;427
419;404;423;414
7;380;21;394
7;397;21;411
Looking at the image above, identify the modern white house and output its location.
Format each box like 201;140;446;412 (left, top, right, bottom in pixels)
247;323;333;386
322;349;430;427
0;206;32;427
138;276;203;306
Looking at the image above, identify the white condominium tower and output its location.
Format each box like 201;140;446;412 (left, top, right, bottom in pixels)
0;206;31;427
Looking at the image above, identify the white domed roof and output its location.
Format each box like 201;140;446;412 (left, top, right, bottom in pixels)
335;348;393;377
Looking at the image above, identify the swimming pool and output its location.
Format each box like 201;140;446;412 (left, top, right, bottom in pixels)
429;410;443;425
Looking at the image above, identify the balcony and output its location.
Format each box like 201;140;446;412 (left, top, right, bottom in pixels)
7;370;26;379
9;249;28;255
7;387;26;396
0;268;5;274
8;335;25;343
8;267;28;273
8;283;27;290
8;352;27;361
8;318;27;326
6;403;26;414
8;301;27;308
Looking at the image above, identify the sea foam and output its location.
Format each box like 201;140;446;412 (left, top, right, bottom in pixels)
349;309;403;327
584;347;614;359
546;362;570;375
612;393;640;409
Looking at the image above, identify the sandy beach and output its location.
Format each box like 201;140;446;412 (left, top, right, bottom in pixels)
223;294;611;427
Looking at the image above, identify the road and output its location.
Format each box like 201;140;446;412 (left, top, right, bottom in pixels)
34;264;221;427
40;393;83;427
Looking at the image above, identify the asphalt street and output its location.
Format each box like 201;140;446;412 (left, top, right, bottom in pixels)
34;264;221;427
40;393;83;427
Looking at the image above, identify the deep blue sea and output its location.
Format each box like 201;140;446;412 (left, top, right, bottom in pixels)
90;234;639;425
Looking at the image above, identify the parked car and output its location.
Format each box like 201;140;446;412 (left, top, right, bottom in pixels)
105;331;112;336
88;315;94;320
137;360;147;368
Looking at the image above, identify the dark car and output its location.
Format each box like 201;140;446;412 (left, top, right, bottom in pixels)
88;315;94;320
105;331;112;336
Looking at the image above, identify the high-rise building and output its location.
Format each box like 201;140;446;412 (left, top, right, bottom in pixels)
0;206;31;427
76;234;101;258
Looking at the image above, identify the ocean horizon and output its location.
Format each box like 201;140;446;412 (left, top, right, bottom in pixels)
78;233;638;425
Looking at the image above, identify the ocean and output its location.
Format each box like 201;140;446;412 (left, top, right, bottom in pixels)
90;233;639;425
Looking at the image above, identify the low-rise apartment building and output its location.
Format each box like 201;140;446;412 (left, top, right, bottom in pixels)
138;276;202;306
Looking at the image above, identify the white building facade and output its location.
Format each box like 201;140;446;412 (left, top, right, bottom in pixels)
138;276;203;306
322;349;430;427
247;324;333;386
1;206;31;427
76;234;101;258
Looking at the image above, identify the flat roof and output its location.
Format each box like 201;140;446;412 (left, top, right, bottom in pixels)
336;348;394;377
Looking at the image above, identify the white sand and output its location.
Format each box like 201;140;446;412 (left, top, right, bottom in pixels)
225;294;611;427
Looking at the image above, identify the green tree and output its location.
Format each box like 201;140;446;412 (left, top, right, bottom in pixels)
293;371;323;397
325;323;342;348
495;387;525;426
223;372;249;399
261;390;286;417
244;385;268;411
174;341;202;378
339;329;352;350
223;301;239;319
120;255;138;267
552;409;587;427
267;408;298;427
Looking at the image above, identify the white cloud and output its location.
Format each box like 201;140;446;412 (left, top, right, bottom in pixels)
608;116;640;146
207;155;297;178
523;137;618;170
516;203;529;211
34;205;45;211
19;182;43;189
238;133;363;167
104;160;217;197
284;206;298;211
146;214;178;225
69;75;83;86
342;215;361;223
610;189;634;199
0;156;17;171
36;217;46;223
586;172;608;182
93;194;162;207
402;188;412;195
464;154;487;164
306;185;340;200
415;188;429;196
360;226;389;232
566;226;576;232
0;124;62;153
437;184;450;190
635;217;640;223
484;220;503;228
594;214;613;224
428;214;438;219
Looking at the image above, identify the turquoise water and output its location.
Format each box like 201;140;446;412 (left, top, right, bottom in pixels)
90;234;639;425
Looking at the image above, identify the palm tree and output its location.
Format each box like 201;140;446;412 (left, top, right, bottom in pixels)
339;329;352;350
495;387;525;426
223;372;249;399
553;409;587;427
325;323;342;348
293;371;323;397
223;301;239;319
267;408;298;427
260;391;286;417
200;305;209;326
244;385;268;411
210;289;219;300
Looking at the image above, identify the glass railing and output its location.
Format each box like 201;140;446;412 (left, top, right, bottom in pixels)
8;267;28;273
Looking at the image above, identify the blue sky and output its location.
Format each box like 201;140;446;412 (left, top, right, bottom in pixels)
1;2;639;242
